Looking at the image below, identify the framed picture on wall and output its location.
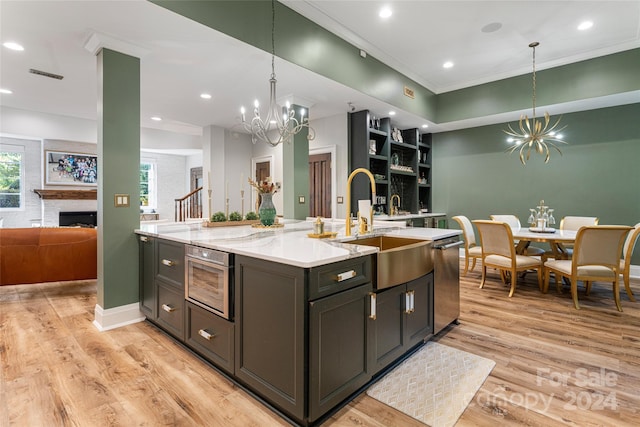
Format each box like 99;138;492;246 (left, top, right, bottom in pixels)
45;150;98;186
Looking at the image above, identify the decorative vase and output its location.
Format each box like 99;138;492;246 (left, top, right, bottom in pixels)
259;193;276;226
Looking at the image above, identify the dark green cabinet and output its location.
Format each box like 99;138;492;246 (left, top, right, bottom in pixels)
370;273;434;374
155;238;184;287
138;235;156;319
185;301;234;374
406;273;434;343
234;256;307;421
137;235;436;426
234;254;373;424
156;279;185;340
138;236;185;341
309;283;372;421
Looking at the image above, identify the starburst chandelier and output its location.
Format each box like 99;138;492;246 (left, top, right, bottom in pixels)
504;42;567;165
240;0;315;147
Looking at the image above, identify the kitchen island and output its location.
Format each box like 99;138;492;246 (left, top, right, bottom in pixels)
136;219;461;426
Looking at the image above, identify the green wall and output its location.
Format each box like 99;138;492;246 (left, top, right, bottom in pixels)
437;49;640;123
151;1;640;265
433;103;640;264
150;0;437;120
97;49;141;309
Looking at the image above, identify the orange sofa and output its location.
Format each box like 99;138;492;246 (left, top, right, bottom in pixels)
0;227;97;286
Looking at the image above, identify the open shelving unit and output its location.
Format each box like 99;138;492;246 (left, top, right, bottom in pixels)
348;110;432;216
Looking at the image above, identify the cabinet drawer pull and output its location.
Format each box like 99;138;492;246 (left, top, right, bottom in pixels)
335;270;356;282
405;291;412;314
198;329;214;341
161;259;175;267
140;236;148;242
161;304;176;313
369;292;377;320
405;290;415;314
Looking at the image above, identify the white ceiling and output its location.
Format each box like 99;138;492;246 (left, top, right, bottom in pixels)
1;0;639;143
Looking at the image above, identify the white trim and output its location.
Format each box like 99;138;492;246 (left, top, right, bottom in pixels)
93;303;145;332
0;143;26;211
84;32;150;58
310;145;337;219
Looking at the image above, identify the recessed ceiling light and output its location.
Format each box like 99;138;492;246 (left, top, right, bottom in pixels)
3;42;24;51
421;124;429;129
0;88;13;94
200;93;212;99
577;21;593;31
481;22;502;33
388;111;396;116
151;116;162;121
379;7;392;19
443;61;454;69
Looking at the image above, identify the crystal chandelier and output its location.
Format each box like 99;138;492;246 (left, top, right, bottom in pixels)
504;42;567;165
240;0;315;147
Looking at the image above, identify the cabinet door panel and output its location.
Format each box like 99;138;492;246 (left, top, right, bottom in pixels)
157;280;185;340
405;273;434;346
185;302;234;374
139;235;156;319
371;285;406;373
234;256;306;421
156;239;184;287
309;283;372;422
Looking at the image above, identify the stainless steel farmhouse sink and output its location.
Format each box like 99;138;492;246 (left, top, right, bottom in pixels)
343;236;433;289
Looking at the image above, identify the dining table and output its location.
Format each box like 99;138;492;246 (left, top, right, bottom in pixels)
511;227;577;260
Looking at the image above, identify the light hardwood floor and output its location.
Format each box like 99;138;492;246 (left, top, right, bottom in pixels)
1;262;639;426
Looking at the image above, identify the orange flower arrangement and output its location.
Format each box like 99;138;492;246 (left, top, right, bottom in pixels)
248;177;277;194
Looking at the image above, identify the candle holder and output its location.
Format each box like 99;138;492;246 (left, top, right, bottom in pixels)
225;198;230;220
241;190;245;217
207;189;212;219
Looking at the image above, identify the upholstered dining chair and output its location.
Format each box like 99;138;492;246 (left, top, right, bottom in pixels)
616;223;640;303
560;216;600;231
473;220;543;297
558;216;599;258
452;215;482;276
490;214;546;256
544;225;631;311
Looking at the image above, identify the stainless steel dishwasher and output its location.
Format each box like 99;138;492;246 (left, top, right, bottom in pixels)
432;236;463;334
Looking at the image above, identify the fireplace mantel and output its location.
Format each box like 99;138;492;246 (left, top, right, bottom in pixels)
34;189;97;200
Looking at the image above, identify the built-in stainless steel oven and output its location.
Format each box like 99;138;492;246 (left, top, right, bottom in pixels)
185;245;233;320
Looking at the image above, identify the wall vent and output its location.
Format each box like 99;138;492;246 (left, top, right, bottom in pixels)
29;68;64;80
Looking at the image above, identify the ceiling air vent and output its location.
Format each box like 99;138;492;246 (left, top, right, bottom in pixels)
29;68;64;80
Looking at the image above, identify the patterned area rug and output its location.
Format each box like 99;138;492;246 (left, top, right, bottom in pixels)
366;341;495;427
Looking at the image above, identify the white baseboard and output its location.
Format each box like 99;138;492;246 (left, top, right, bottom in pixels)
458;248;640;281
93;302;145;332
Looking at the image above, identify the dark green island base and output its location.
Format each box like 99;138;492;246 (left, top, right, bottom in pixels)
139;235;438;426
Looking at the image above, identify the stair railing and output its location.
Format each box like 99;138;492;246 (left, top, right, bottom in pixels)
174;186;203;221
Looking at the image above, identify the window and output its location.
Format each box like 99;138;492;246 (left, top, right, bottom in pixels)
140;160;157;209
0;146;24;210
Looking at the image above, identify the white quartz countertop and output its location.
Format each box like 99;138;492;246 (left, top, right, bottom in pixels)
136;219;460;268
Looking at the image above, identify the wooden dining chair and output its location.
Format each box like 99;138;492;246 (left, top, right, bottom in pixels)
560;216;600;231
490;214;545;256
557;216;599;258
615;223;640;303
543;225;631;311
452;215;482;276
473;220;543;297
